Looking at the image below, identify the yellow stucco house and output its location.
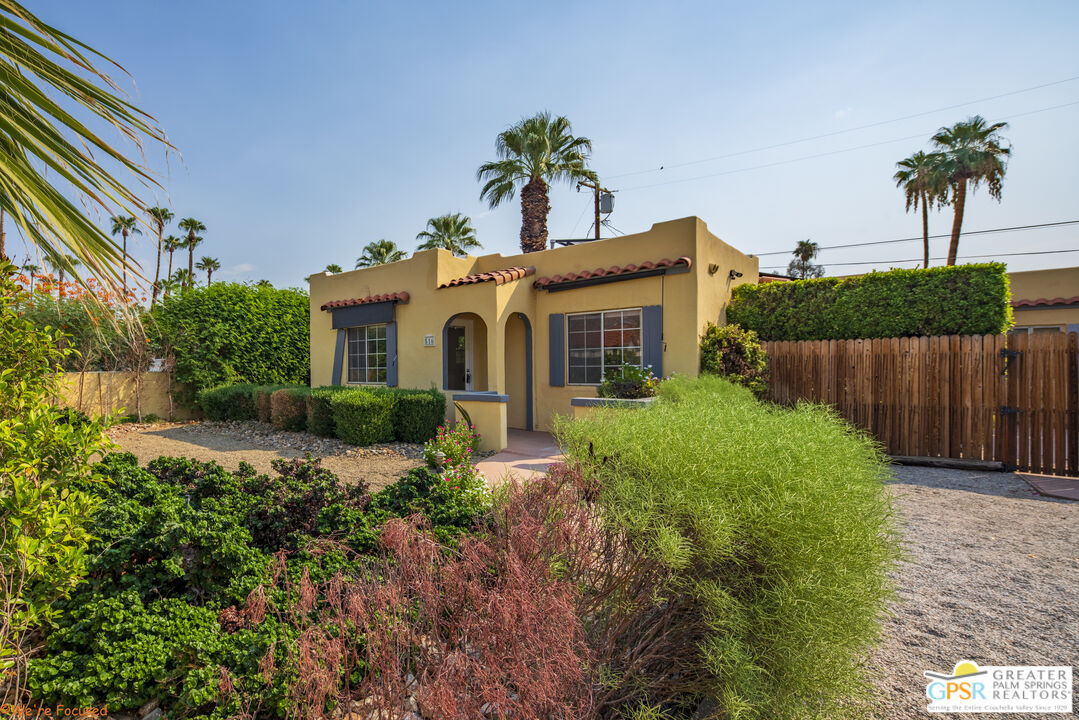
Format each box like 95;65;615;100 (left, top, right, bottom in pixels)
308;216;758;449
1008;266;1079;335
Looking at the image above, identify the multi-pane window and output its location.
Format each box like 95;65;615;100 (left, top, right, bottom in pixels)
567;308;642;384
347;325;387;384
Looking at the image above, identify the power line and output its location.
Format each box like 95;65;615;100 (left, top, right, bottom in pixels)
617;99;1079;192
763;247;1079;272
752;220;1079;257
607;74;1079;180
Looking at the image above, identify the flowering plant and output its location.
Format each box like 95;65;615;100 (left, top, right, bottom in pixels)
423;422;480;469
597;364;660;399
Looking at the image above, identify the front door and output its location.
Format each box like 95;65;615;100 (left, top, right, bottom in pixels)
446;325;472;390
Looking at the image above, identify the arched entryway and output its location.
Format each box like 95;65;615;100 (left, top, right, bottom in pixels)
504;312;533;431
442;312;488;391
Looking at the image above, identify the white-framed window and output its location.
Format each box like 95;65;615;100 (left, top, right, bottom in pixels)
1008;325;1064;335
347;324;388;384
567;308;642;385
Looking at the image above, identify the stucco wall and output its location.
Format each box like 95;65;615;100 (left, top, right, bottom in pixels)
56;371;195;420
308;216;758;431
1009;266;1079;330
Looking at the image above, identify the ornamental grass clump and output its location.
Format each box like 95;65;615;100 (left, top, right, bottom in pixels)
556;374;898;719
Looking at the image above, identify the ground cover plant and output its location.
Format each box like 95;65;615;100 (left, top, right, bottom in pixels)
728;263;1011;340
557;374;898;718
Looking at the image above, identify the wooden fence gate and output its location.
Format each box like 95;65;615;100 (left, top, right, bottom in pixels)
763;332;1079;476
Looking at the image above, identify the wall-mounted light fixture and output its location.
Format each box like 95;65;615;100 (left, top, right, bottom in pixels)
729;269;743;280
708;263;720;275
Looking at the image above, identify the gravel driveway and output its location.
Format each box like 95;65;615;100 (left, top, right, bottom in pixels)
107;421;423;491
869;466;1078;719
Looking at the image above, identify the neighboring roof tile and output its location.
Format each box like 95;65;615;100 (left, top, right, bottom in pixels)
1012;296;1079;308
320;291;409;312
534;256;692;289
439;266;535;288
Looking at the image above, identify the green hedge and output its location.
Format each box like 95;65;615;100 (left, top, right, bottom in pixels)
153;282;310;403
379;388;446;443
728;263;1012;340
306;387;345;437
271;387;310;431
197;383;259;421
331;391;395;445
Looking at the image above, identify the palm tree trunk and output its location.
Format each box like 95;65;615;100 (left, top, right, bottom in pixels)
122;230;128;294
0;207;6;260
152;227;163;308
920;189;929;268
520;177;551;253
187;233;194;288
947;180;966;266
206;270;212;287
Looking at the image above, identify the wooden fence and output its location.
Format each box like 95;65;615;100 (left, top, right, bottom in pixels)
763;332;1079;477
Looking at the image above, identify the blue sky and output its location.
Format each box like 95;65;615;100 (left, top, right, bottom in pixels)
31;0;1079;286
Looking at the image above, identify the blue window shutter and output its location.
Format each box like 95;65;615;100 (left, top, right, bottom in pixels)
642;305;663;377
548;313;565;387
332;329;346;386
385;322;398;387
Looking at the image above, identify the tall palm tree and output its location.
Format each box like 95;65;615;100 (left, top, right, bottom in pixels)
163;235;182;281
0;2;168;291
146;206;174;307
477;112;597;253
894;151;949;268
21;262;39;294
109;215;140;294
325;263;343;273
788;239;824;279
932;116;1011;265
416;213;481;256
171;268;192;291
195;256;220;286
178;217;206;287
355;239;406;268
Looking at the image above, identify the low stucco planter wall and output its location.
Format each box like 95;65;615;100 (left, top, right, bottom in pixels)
570;396;656;419
452;392;508;452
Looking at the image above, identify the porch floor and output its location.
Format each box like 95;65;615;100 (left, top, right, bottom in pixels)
1019;473;1079;501
475;429;563;484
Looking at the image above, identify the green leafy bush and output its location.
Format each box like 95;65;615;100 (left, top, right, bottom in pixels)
422;422;479;467
383;388;446;443
153;282;310;402
198;382;259;420
728;263;1012;340
597;364;659;399
556;375;898;719
0;261;112;675
698;322;769;396
270;387;310;431
331;390;395;445
369;467;489;544
306;387;345;437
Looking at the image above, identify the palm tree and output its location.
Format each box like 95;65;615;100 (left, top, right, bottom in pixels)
178;217;206;287
477;112;597;253
788;239;824;279
146;206;174;307
0;2;168;290
195;256;220;286
21;262;39;294
416;213;481;256
109;215;140;293
894;151;949;269
158;275;180;298
355;239;406;268
325;263;343;273
163;235;183;282
932;116;1011;265
171;268;192;290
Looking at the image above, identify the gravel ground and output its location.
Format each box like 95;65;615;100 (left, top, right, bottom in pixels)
869;465;1078;719
107;420;424;491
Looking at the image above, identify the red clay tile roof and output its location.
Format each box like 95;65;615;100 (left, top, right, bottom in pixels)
534;256;692;289
1012;296;1079;308
439;266;535;288
320;291;409;312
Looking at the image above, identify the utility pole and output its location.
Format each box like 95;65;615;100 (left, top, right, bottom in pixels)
576;179;612;240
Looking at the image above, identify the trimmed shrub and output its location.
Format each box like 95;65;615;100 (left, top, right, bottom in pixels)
699;322;769;396
331;390;395;445
556;375;898;718
387;389;447;443
153;281;310;403
306;387;344;437
270;387;310;431
728;263;1012;340
197;383;259;421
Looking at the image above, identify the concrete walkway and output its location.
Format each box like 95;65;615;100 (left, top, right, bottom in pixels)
475;429;563;483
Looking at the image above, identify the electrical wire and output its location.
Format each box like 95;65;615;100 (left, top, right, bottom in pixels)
606;74;1079;180
762;247;1079;272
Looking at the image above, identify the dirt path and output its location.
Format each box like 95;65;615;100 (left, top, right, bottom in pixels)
869;466;1078;719
108;421;423;491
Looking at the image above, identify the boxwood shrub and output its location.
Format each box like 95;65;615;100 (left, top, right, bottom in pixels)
556;375;898;718
383;388;446;443
197;383;259;421
728;263;1012;340
270;387;310;432
306;387;345;437
331;390;395;445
